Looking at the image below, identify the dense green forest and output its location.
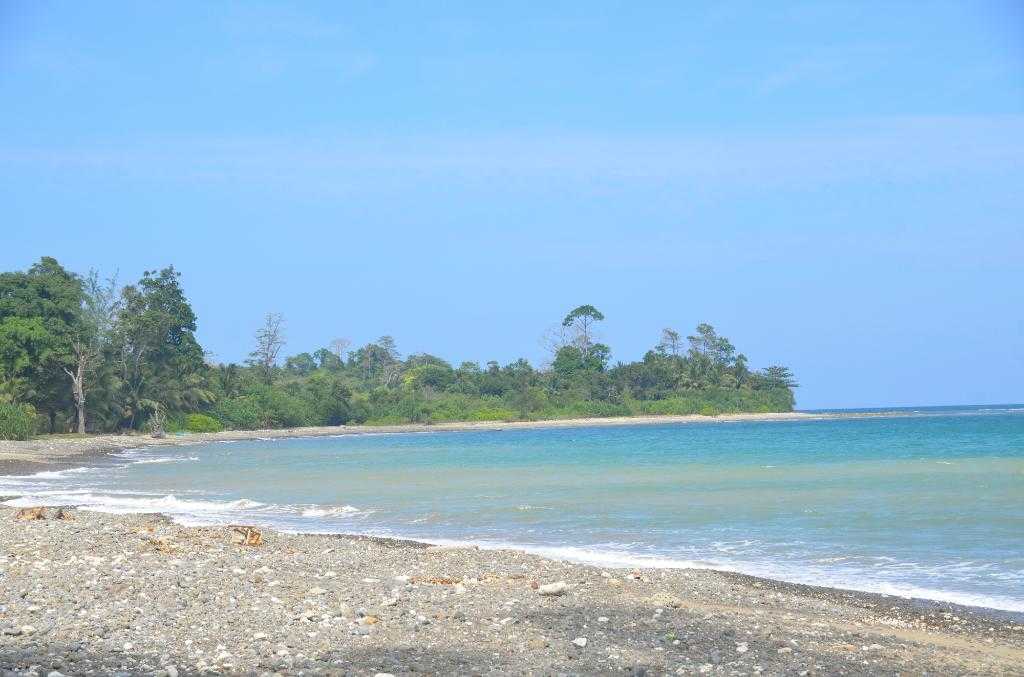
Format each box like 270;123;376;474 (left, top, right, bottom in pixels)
0;257;796;439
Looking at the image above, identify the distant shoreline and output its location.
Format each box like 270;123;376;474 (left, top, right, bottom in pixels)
0;409;914;475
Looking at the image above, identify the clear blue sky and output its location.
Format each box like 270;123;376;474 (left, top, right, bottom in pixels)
2;1;1022;409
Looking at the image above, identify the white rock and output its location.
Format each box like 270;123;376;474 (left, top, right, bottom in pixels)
394;575;411;583
308;587;328;595
736;642;749;654
453;584;467;595
572;637;588;648
537;581;568;596
598;616;609;623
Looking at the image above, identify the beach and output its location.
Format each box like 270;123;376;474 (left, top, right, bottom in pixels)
1;506;1022;676
3;410;1022;674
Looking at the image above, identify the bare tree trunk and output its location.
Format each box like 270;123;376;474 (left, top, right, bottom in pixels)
63;360;87;434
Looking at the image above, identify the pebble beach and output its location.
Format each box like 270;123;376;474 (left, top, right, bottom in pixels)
1;506;1022;676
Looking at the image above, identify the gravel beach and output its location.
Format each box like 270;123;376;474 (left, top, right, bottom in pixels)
1;507;1021;676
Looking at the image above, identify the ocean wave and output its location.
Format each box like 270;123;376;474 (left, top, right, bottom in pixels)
3;493;265;515
300;505;363;518
128;456;199;465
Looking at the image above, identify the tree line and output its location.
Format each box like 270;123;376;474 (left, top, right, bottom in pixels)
0;257;796;438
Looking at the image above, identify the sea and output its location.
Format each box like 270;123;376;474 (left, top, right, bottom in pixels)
2;405;1022;612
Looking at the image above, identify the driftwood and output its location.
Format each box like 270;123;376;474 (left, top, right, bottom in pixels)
55;507;74;520
14;507;46;521
230;525;263;546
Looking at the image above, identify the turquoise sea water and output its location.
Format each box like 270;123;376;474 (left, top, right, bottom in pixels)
3;406;1023;611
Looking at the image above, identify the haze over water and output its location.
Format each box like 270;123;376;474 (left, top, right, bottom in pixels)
4;406;1023;612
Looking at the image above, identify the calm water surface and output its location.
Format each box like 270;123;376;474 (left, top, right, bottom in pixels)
4;406;1023;611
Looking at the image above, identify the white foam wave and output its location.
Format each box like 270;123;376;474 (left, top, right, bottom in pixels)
300;505;361;518
4;493;264;515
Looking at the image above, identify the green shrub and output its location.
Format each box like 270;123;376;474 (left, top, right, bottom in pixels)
699;404;719;416
0;402;38;440
164;415;186;433
186;413;223;433
211;397;262;430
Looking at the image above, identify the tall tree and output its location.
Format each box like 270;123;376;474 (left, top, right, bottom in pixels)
562;305;605;356
248;313;286;385
113;266;206;428
64;271;119;433
0;257;83;430
657;327;682;356
761;365;798;389
329;337;351;362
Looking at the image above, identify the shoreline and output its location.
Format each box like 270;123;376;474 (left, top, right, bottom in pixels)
4;408;1020;643
1;507;1021;675
0;410;872;475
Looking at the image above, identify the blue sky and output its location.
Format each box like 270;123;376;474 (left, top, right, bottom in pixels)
1;1;1022;409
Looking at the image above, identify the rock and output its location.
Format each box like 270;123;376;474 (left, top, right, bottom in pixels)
709;649;721;664
645;592;684;608
2;627;22;636
777;647;792;654
453;583;467;594
47;672;66;677
20;625;36;635
537;581;568;596
381;597;399;607
598;616;609;623
336;603;353;617
736;642;749;654
308;587;327;595
394;575;411;583
572;637;588;648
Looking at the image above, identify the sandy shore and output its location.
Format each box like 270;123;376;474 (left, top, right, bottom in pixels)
1;507;1021;676
0;412;824;475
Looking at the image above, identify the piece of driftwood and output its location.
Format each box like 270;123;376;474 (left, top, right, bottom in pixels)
54;507;74;520
230;525;263;546
14;507;46;521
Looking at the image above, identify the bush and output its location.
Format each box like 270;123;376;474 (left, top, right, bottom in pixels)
211;397;262;430
186;413;223;433
0;402;37;440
